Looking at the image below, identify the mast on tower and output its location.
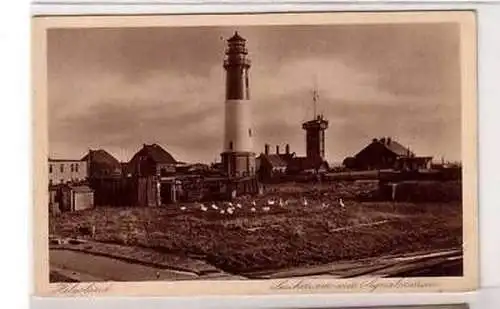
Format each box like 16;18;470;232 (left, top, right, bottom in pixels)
312;75;319;119
312;88;319;119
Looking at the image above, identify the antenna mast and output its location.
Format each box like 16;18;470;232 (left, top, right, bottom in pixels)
312;75;319;119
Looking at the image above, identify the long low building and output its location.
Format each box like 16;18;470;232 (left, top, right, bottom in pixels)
343;137;433;171
48;158;88;185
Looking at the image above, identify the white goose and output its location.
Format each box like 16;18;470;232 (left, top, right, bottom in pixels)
302;197;308;207
279;198;284;207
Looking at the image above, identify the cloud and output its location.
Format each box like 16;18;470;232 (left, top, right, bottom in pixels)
48;23;462;163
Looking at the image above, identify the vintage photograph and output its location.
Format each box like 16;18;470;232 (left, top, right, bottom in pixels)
33;12;477;296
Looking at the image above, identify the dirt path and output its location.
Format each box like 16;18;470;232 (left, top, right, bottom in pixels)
50;250;199;282
328;220;391;232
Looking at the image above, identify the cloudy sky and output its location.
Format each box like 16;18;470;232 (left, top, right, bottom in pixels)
48;23;462;164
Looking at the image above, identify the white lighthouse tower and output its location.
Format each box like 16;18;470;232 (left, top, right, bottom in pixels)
221;31;256;178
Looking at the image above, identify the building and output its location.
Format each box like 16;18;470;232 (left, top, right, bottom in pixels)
176;163;211;175
287;156;329;175
128;143;177;177
60;184;94;212
287;112;330;175
345;137;433;171
81;149;122;179
286;93;330;175
48;158;88;186
125;144;178;207
257;144;293;182
302;113;329;163
257;143;329;182
220;31;256;178
49;183;94;213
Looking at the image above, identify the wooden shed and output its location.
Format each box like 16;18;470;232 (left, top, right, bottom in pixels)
60;184;94;212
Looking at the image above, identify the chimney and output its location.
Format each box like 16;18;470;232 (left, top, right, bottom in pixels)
380;137;386;144
387;137;392;145
285;144;290;154
372;138;378;143
264;144;270;155
276;145;280;154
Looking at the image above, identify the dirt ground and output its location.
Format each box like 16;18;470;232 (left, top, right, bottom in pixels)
49;181;463;275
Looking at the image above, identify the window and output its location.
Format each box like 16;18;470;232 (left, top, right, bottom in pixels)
229;141;233;150
60;164;64;173
245;73;250;98
49;164;53;174
70;164;74;172
75;164;79;172
248;128;252;137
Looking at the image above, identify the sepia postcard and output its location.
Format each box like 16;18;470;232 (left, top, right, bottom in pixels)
32;11;478;297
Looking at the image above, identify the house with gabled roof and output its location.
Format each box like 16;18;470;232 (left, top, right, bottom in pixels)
81;149;122;179
128;143;178;177
345;137;432;171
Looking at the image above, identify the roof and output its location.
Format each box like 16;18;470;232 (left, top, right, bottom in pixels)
355;138;415;158
227;31;246;42
132;143;177;164
81;149;121;167
383;139;414;157
261;154;288;168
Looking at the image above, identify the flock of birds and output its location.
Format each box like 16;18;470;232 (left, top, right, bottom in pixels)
176;197;347;215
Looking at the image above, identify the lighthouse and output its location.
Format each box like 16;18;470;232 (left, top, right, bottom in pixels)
221;31;256;178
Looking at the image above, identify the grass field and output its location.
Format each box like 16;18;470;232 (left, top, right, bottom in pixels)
49;181;463;276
